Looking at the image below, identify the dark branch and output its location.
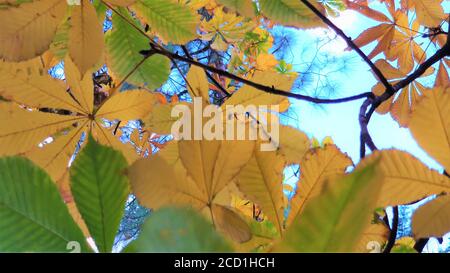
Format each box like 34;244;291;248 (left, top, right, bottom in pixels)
180;45;231;98
299;0;394;93
383;206;399;253
105;0;373;105
150;44;373;104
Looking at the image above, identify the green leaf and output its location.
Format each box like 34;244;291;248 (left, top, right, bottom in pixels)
275;162;381;252
132;0;199;44
0;157;88;252
106;7;170;89
259;0;324;28
70;135;130;253
124;207;232;252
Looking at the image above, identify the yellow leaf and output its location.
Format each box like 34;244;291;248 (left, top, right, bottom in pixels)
355;220;389;253
286;145;353;226
412;194;450;238
409;87;450;171
210;204;252;243
357;150;450;207
96;90;157;121
0;0;67;61
0;61;83;112
277;125;310;164
104;0;136;6
200;7;255;51
0;103;83;156
129;139;255;242
27;122;88;181
64;56;94;114
57;171;91;237
237;148;286;234
256;53;278;70
216;0;255;18
0;51;154;181
435;62;450;88
69;0;105;76
185;65;210;104
407;0;445;27
144;103;180;134
372;59;431;127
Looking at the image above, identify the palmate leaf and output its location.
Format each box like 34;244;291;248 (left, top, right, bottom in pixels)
237;148;286;234
357;150;450;207
128;140;255;243
371;60;432;127
0;57;154;182
69;0;105;76
409;86;450;172
286;145;353;227
403;0;445;28
0;157;89;252
132;0;199;44
0;0;67;61
124;207;232;252
70;135;129;253
274;162;381;252
106;7;170;89
412;195;450;239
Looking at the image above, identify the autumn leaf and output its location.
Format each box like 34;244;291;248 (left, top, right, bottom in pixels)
352;5;429;73
237;147;286;234
371;59;432;127
401;0;445;28
286;145;353;226
0;57;156;181
200;7;255;51
186;65;211;104
274;162;382;252
409;86;450;171
216;0;255;18
357;150;450;207
128;139;256;242
0;0;67;61
69;0;105;76
356;219;390;253
412;194;450;239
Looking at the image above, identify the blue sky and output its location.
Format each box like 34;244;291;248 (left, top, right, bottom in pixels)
274;2;450;252
278;5;448;170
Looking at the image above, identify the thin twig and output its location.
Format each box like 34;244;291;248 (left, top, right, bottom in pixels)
105;1;374;105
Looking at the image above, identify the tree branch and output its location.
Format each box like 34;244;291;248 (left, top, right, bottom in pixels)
383;206;399;253
299;0;394;93
105;0;373;105
149;43;373;103
180;45;231;98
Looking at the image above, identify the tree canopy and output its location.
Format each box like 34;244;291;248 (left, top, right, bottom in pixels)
0;0;449;253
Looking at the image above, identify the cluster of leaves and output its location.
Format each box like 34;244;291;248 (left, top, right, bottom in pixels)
0;0;449;253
